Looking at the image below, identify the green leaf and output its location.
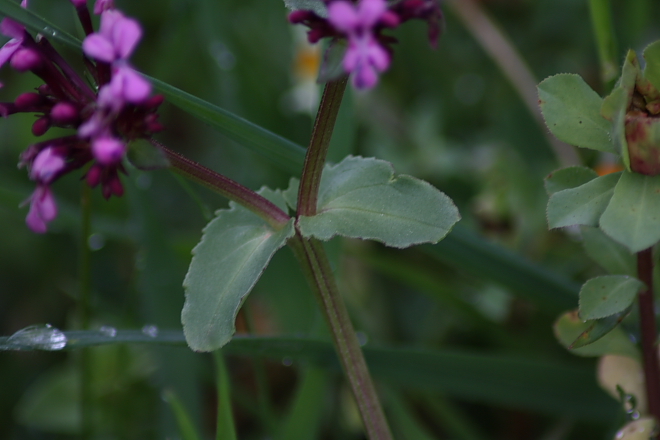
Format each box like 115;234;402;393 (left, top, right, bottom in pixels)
547;172;621;228
553;311;638;358
538;74;614;153
570;308;631;349
149;77;306;175
0;0;80;48
581;226;636;275
544;166;599;195
600;172;660;252
579;275;643;320
181;190;295;352
163;390;203;440
283;0;327;16
643;41;660;93
294;156;460;248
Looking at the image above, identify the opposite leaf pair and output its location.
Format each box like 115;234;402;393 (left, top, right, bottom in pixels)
182;155;460;351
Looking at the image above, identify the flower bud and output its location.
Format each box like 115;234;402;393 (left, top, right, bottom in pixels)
10;48;41;72
31;116;51;137
50;102;79;125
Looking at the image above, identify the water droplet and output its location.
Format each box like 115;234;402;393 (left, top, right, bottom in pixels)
142;325;158;338
88;233;105;251
99;326;117;338
282;357;293;367
7;324;67;350
356;331;368;347
41;27;57;38
136;173;152;189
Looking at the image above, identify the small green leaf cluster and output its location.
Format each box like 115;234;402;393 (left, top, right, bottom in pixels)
183;156;460;352
540;40;660;353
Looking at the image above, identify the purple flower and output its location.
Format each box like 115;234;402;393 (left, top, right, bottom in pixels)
0;2;164;232
30;147;65;183
94;0;115;15
25;185;57;233
328;0;390;89
289;0;444;90
82;10;141;63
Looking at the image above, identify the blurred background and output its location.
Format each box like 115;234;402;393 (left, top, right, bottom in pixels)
0;0;659;438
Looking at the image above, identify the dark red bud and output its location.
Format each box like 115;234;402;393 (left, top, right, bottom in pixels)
289;10;311;24
143;94;164;110
31;117;51;136
15;93;44;110
86;165;102;187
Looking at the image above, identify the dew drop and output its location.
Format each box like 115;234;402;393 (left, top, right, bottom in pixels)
99;326;117;338
7;324;67;350
282;357;293;367
356;331;368;347
88;233;105;251
142;325;159;338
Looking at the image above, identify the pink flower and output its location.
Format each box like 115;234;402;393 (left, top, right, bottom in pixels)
82;10;141;63
92;136;125;164
25;185;57;233
30;147;65;183
0;18;25;81
328;0;390;89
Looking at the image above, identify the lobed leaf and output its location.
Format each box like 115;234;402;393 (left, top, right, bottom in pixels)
546;172;620;228
291;156;460;248
181;190;295;352
600;172;660;252
579;275;643;320
538;74;614;153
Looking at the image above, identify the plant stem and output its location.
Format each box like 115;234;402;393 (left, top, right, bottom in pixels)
297;76;348;216
637;247;660;424
159;144;290;229
79;183;93;440
288;235;393;439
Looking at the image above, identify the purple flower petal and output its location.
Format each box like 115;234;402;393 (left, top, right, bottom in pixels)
111;15;141;59
367;39;389;71
94;0;115;14
1;18;24;39
328;2;359;32
353;63;378;89
92;136;125;164
0;38;22;72
357;0;387;27
31;148;65;183
112;65;151;103
82;33;116;62
26;186;57;233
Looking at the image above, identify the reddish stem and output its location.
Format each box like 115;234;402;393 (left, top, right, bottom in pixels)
637;247;660;426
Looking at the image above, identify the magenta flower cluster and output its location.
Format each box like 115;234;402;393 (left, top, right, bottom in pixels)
289;0;443;89
0;0;163;233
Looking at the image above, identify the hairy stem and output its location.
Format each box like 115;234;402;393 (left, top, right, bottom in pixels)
637;247;660;425
159;144;290;229
297;76;348;216
288;235;393;439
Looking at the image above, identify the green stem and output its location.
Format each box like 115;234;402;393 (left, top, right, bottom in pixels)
213;351;238;440
157;143;290;229
297;76;348;216
636;248;660;427
289;235;393;440
79;184;93;440
588;0;619;90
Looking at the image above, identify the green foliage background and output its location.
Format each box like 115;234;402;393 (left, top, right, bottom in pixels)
0;0;659;438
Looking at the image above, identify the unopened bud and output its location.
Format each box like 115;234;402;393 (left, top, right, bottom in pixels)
50;102;79;125
10;48;41;72
32;116;51;137
15;92;45;110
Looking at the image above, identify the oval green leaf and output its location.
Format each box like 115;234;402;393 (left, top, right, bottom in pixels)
579;275;643;320
581;226;635;276
182;190;295;352
296;156;460;248
538;74;614;153
553;310;637;358
547;172;621;228
600;172;660;252
545;166;598;195
643;40;660;93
